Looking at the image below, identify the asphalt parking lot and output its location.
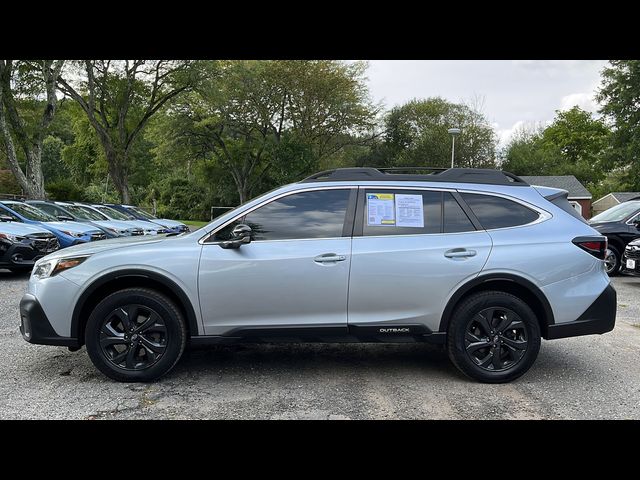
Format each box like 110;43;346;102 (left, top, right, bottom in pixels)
0;271;639;420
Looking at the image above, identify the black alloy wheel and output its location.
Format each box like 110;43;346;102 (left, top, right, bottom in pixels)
99;304;167;371
464;307;528;372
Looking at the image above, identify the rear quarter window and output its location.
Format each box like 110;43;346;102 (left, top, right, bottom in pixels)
460;193;539;230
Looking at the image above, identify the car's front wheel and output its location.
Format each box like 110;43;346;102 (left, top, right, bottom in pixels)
447;291;541;383
85;288;186;382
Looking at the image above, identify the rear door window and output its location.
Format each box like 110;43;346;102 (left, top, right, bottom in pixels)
443;193;476;233
362;189;441;236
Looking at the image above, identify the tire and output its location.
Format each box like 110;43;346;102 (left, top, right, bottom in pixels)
85;288;186;382
447;291;541;384
604;246;620;276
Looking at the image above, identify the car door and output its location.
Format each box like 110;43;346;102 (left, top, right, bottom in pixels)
348;187;493;334
198;187;357;336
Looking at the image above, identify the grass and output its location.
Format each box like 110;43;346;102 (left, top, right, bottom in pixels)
179;219;209;230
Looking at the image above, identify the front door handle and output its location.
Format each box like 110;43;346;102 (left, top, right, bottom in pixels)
314;253;347;263
444;248;477;258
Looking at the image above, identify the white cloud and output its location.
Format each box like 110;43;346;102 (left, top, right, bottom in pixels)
559;92;598;112
495;120;550;149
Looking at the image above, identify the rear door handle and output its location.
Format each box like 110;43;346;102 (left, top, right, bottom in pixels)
314;253;347;263
444;248;477;258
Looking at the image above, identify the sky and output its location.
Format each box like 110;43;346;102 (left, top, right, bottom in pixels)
364;60;608;147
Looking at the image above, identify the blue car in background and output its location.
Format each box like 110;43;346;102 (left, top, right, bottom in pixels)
107;204;189;233
75;203;168;235
0;200;106;248
26;200;144;239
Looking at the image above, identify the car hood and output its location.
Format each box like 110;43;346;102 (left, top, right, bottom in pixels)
156;218;186;228
122;220;161;232
43;221;101;234
40;234;168;260
588;221;625;233
92;220;142;232
0;221;52;236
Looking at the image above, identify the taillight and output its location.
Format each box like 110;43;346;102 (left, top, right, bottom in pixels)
572;236;607;260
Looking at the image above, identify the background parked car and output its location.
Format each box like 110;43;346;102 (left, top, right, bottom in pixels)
27;201;144;238
106;204;189;233
589;200;640;275
0;200;106;248
72;203;168;235
0;215;60;272
622;238;640;276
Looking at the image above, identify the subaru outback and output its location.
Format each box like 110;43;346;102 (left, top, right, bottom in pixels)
19;168;616;383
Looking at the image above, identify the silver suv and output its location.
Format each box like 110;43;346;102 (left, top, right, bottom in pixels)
19;168;616;383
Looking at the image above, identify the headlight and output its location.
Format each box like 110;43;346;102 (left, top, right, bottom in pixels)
32;255;90;280
60;230;85;238
0;233;25;243
104;227;126;236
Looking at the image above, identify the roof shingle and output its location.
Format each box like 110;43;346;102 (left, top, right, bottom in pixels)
520;175;592;198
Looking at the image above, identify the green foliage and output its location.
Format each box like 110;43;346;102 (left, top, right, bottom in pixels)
597;60;640;191
158;60;378;204
42;135;70;182
153;176;210;220
45;179;85;201
501;106;612;193
0;168;21;194
383;97;497;168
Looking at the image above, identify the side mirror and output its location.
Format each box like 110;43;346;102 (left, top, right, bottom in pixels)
57;215;74;221
219;224;252;249
634;219;640;230
0;215;13;222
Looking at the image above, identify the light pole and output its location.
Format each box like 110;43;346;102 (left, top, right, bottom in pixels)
448;128;461;168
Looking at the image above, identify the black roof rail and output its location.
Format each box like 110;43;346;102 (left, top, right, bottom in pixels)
300;167;529;186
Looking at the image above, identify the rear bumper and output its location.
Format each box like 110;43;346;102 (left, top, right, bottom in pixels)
19;294;80;347
546;284;616;340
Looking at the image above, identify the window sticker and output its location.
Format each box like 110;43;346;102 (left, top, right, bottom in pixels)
367;193;395;226
395;194;424;228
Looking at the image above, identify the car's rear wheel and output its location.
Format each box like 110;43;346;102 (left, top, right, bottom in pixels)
85;288;186;382
604;247;620;276
447;291;541;383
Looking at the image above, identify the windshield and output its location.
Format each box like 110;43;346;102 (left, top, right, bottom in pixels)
66;205;103;221
5;202;56;222
95;205;134;221
127;206;156;220
590;201;640;223
77;206;108;220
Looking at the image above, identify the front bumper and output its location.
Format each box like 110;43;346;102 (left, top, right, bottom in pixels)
546;284;617;339
621;251;640;276
19;294;80;347
0;242;46;268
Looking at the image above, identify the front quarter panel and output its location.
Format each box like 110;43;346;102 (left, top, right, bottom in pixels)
55;236;204;335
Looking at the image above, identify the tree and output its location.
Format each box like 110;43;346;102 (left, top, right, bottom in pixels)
597;60;640;190
501;107;611;190
162;60;378;203
57;60;198;203
0;60;65;198
383;97;497;169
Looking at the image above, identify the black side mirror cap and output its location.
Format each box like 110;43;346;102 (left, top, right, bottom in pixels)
219;224;252;249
